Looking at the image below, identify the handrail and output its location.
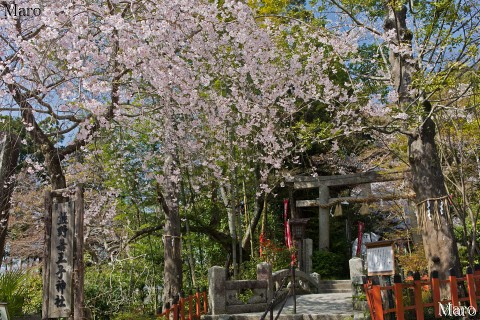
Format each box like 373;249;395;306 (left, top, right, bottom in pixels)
261;266;296;320
273;268;319;293
158;287;208;320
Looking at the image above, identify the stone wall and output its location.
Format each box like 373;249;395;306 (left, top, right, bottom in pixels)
208;263;272;315
208;262;320;315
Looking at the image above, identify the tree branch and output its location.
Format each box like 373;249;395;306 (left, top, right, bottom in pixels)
156;183;171;216
7;83;55;149
329;0;382;36
46;123;80;137
22;24;45;40
128;225;164;243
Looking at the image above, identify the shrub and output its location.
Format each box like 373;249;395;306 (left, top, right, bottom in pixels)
312;250;347;279
111;312;156;320
22;270;43;315
259;239;293;271
0;270;27;317
396;244;428;274
84;261;161;320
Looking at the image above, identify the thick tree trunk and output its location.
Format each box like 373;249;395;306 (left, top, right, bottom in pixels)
162;204;182;308
384;5;416;105
408;118;461;278
12;86;68;190
156;156;183;310
45;150;67;190
0;133;20;269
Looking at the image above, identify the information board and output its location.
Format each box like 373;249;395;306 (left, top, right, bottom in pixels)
0;303;9;320
365;240;395;276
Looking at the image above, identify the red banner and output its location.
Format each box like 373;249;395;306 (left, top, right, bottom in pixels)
286;222;293;249
284;200;292;248
259;232;265;256
283;199;296;265
356;221;365;257
283;199;288;245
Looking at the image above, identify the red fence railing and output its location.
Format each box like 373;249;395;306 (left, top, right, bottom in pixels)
158;288;208;320
364;265;480;320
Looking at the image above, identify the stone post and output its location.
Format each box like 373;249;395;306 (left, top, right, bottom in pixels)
349;257;364;282
349;257;366;311
303;238;313;274
208;266;226;315
318;185;330;250
310;272;320;285
256;263;273;302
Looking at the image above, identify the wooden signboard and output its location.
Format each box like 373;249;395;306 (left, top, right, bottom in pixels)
0;303;9;320
47;201;74;317
43;186;84;320
365;240;395;276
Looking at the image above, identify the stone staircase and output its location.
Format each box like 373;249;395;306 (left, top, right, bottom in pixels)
317;280;352;294
204;292;368;320
205;278;366;320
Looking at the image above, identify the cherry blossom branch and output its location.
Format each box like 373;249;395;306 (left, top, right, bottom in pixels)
7;83;56;152
22;25;46;41
45;123;80;137
59;49;131;157
0;35;20;58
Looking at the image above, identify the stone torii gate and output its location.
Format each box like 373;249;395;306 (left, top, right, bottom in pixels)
285;170;413;250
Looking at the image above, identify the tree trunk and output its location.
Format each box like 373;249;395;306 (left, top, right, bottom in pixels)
408;117;461;278
0;132;20;269
45;149;67;189
162;203;182;308
241;195;265;253
220;184;238;277
13;86;68;190
156;156;183;309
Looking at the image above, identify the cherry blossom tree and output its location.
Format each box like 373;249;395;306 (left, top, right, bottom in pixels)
0;0;135;189
112;0;356;304
2;0;356;307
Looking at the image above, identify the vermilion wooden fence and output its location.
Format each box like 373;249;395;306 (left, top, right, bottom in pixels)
364;265;480;320
158;288;208;320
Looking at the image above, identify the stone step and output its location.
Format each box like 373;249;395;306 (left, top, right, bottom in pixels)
204;314;364;320
317;280;352;294
317;288;351;293
317;280;352;291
